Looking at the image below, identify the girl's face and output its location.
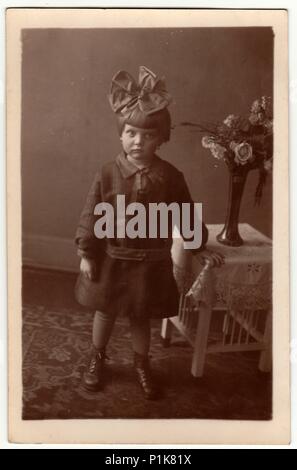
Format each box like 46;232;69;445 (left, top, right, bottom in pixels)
121;124;161;162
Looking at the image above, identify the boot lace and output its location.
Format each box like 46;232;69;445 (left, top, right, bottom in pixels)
89;352;109;374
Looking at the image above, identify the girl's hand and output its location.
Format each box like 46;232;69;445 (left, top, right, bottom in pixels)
80;257;97;281
200;249;225;268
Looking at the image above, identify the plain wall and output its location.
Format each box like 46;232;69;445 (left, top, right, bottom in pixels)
21;28;273;268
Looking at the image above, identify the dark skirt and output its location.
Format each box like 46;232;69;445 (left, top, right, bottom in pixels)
75;253;179;319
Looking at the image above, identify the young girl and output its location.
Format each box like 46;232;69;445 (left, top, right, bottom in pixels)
75;66;220;400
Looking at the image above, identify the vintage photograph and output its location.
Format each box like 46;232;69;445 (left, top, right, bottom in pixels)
7;9;289;444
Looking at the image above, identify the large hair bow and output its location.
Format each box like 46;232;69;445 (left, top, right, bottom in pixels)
109;66;171;117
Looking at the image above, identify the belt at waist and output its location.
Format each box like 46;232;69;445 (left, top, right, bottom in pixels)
106;244;172;261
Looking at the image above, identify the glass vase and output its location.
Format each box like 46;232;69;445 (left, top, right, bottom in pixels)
217;170;248;246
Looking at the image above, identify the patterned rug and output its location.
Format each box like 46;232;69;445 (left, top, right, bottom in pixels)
22;304;272;420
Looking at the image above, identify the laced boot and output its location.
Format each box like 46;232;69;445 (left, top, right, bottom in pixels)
82;346;107;392
133;352;159;400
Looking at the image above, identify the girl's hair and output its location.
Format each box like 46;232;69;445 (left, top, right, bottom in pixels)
116;107;171;143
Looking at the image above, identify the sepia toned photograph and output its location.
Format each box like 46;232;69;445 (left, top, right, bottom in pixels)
7;9;290;444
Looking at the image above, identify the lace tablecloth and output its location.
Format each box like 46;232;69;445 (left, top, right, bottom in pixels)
171;223;272;311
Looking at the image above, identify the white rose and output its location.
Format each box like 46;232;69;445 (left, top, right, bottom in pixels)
210;143;226;160
223;114;239;128
249;113;260;125
251;99;262;113
233;142;254;166
202;136;215;148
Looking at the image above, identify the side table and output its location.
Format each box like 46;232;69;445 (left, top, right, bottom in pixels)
161;223;272;377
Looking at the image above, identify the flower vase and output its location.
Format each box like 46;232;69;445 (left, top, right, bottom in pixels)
217;170;248;246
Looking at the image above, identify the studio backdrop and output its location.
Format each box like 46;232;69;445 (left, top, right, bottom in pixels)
21;27;273;271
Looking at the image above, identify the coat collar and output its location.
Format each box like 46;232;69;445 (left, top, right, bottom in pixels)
116;151;165;183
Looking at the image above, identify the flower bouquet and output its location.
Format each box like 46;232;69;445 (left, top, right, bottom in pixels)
181;96;273;246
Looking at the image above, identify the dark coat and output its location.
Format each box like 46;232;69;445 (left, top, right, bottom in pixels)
74;152;208;319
